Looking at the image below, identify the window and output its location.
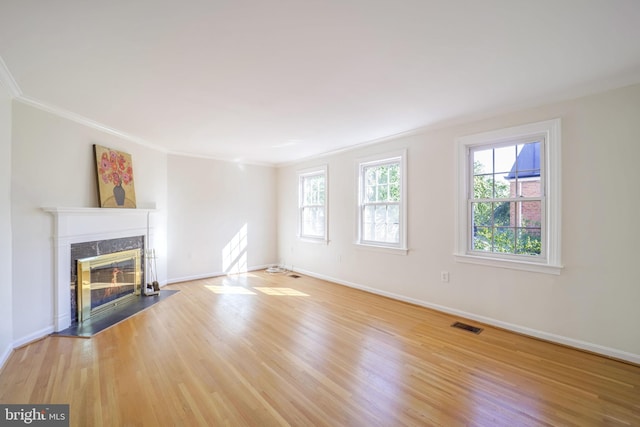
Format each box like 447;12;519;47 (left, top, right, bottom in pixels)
298;166;327;242
456;119;562;274
357;150;407;252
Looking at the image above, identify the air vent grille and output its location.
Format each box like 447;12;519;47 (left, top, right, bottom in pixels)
451;322;483;334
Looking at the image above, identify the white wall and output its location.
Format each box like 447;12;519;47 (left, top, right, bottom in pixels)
11;102;168;343
277;83;640;363
167;155;277;282
0;84;13;366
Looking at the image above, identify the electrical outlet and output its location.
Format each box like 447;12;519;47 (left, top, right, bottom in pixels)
440;271;450;282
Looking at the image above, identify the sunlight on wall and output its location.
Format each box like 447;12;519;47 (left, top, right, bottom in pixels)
222;223;248;274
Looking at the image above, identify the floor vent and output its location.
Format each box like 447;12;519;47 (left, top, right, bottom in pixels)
451;322;483;334
289;274;301;279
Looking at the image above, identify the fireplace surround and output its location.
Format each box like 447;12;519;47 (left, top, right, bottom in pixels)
43;207;155;332
72;240;144;324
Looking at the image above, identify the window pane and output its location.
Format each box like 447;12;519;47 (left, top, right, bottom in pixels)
494;227;515;253
473;175;494;199
387;204;399;224
514;142;541;179
377;205;399;243
363;163;401;203
515;200;541;228
302;174;325;206
365;185;376;202
317;179;325;204
495;173;511;198
493;201;511;226
473;226;492;251
387;204;400;243
516;228;541;255
363;205;375;241
389;164;399;184
362;204;400;244
303;178;312;204
473;149;493;175
389;183;400;202
374;205;387;243
494;145;517;174
377;167;388;185
302;206;325;237
472;202;493;226
377;185;388;201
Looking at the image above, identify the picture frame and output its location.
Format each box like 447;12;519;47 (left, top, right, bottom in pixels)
93;144;137;208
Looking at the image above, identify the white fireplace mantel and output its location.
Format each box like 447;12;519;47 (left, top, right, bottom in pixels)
43;207;156;331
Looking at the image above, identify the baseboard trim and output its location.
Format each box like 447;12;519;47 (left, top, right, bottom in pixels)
293;267;640;366
12;326;55;349
1;325;56;371
166;264;273;285
0;344;12;374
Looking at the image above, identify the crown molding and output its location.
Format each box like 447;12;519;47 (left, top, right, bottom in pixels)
166;149;275;167
0;54;166;153
15;95;167;153
0;56;22;98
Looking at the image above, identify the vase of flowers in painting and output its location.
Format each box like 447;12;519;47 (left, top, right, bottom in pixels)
95;145;137;208
113;182;125;206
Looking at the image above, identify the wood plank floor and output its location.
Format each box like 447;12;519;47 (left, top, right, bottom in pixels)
1;271;639;426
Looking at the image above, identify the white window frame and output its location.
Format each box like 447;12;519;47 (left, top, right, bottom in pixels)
455;119;562;274
298;165;328;243
356;149;408;254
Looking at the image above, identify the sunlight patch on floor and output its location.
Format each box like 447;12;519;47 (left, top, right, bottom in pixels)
205;285;257;295
253;287;309;296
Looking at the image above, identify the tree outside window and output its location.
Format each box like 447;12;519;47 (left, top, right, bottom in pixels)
471;142;542;256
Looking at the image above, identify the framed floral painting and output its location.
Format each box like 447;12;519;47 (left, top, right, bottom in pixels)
93;145;137;208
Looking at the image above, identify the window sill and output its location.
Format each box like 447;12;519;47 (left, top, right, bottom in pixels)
454;253;563;275
298;236;329;245
355;242;408;256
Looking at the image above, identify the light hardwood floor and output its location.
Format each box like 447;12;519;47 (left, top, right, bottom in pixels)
1;271;639;426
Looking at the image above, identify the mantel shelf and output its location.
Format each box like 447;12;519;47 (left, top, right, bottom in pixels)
42;206;156;215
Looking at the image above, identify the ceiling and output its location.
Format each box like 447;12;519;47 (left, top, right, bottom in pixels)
1;1;640;165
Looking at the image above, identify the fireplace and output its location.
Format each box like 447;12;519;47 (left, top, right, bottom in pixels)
77;248;142;322
43;207;156;332
69;235;145;325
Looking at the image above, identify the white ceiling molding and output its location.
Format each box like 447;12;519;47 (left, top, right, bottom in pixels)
0;55;21;98
166;149;274;168
16;92;272;165
1;54;166;155
15;95;164;153
2;53;269;165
